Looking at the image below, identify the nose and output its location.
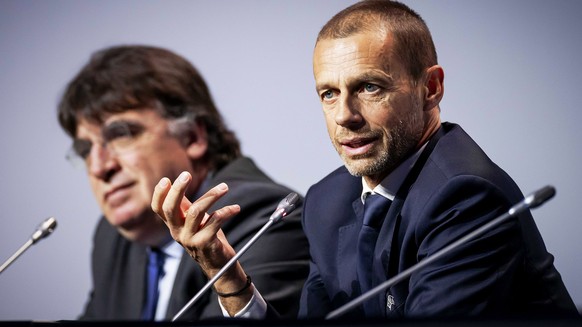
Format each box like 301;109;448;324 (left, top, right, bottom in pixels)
334;95;364;129
87;144;119;181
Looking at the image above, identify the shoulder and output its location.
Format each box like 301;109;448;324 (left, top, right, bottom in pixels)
305;165;360;200
302;166;361;228
210;157;306;238
212;157;303;210
430;123;505;179
401;123;527;230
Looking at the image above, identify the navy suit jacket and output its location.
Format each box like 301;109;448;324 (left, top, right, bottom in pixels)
299;123;576;319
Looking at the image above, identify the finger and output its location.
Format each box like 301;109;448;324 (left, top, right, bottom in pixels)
151;177;172;222
180;197;192;213
162;171;193;226
182;182;232;233
188;204;241;239
203;204;241;228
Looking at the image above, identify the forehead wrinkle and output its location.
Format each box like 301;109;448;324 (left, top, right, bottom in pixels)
314;33;396;91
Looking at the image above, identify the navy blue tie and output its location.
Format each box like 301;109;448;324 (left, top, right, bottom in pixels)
357;193;392;316
142;248;165;320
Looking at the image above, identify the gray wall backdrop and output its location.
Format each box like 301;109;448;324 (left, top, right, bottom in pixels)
1;0;581;320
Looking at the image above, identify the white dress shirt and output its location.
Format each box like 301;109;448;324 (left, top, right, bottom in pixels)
155;241;184;321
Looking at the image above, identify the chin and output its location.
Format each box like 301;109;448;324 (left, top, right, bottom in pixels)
344;164;372;177
344;157;390;178
116;213;168;246
106;208;140;228
114;217;158;243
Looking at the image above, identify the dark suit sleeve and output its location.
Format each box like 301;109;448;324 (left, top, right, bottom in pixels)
401;177;533;316
298;259;333;318
297;167;363;319
297;187;334;319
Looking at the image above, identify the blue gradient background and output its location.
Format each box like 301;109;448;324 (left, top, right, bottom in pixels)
1;0;581;320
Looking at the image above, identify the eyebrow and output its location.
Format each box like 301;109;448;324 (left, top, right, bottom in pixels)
101;119;145;138
316;70;394;93
103;119;144;130
356;70;394;84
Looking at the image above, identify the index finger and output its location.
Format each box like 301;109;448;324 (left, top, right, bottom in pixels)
152;176;173;222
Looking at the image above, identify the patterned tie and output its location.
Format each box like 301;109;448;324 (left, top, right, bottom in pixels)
141;248;165;320
357;193;392;316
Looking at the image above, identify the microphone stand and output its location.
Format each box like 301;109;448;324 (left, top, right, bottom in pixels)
0;217;57;274
172;193;299;321
326;186;556;319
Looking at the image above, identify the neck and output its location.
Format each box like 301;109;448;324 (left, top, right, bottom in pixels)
418;110;441;147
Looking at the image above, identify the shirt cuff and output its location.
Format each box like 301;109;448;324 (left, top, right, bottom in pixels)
218;284;268;319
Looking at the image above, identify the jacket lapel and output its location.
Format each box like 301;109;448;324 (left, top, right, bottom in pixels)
369;125;447;315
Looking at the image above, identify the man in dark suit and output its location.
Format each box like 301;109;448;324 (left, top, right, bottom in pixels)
57;45;309;321
153;0;578;320
298;0;577;319
297;0;578;319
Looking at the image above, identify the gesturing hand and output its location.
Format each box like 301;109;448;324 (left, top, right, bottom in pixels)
152;172;254;315
151;171;241;276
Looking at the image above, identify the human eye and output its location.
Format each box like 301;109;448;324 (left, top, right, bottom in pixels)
320;90;336;102
362;83;380;93
102;121;144;142
101;121;146;153
71;139;93;160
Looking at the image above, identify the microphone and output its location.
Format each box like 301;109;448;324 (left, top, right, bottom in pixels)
326;185;556;319
269;192;300;223
172;192;300;321
0;217;57;274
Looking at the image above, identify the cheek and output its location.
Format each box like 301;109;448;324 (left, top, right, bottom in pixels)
88;177;105;203
137;149;191;186
118;153;160;192
364;97;397;127
322;110;337;134
378;93;414;123
133;157;169;188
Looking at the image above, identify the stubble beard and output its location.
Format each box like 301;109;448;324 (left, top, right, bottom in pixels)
337;112;424;179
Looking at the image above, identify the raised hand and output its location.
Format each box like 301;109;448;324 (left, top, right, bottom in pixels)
151;171;253;315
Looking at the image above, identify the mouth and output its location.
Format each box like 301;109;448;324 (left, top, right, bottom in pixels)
339;136;378;157
104;182;135;205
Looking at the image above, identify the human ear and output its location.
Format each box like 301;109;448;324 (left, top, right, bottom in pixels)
185;120;208;160
423;65;444;111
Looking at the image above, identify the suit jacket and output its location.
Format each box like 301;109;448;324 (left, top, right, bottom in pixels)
81;157;310;320
299;123;577;319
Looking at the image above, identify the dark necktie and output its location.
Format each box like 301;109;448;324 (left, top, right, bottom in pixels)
141;248;165;320
357;193;392;316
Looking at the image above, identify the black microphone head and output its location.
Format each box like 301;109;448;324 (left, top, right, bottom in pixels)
270;192;300;223
525;185;556;209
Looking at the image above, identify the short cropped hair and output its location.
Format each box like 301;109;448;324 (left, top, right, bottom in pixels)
317;0;438;81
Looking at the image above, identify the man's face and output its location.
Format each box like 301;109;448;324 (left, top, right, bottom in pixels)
313;31;426;185
75;109;199;245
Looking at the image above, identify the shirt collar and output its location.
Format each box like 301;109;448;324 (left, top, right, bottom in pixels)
361;142;428;204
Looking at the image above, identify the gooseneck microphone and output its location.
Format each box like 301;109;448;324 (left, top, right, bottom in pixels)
0;217;57;274
326;185;556;319
172;193;300;321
